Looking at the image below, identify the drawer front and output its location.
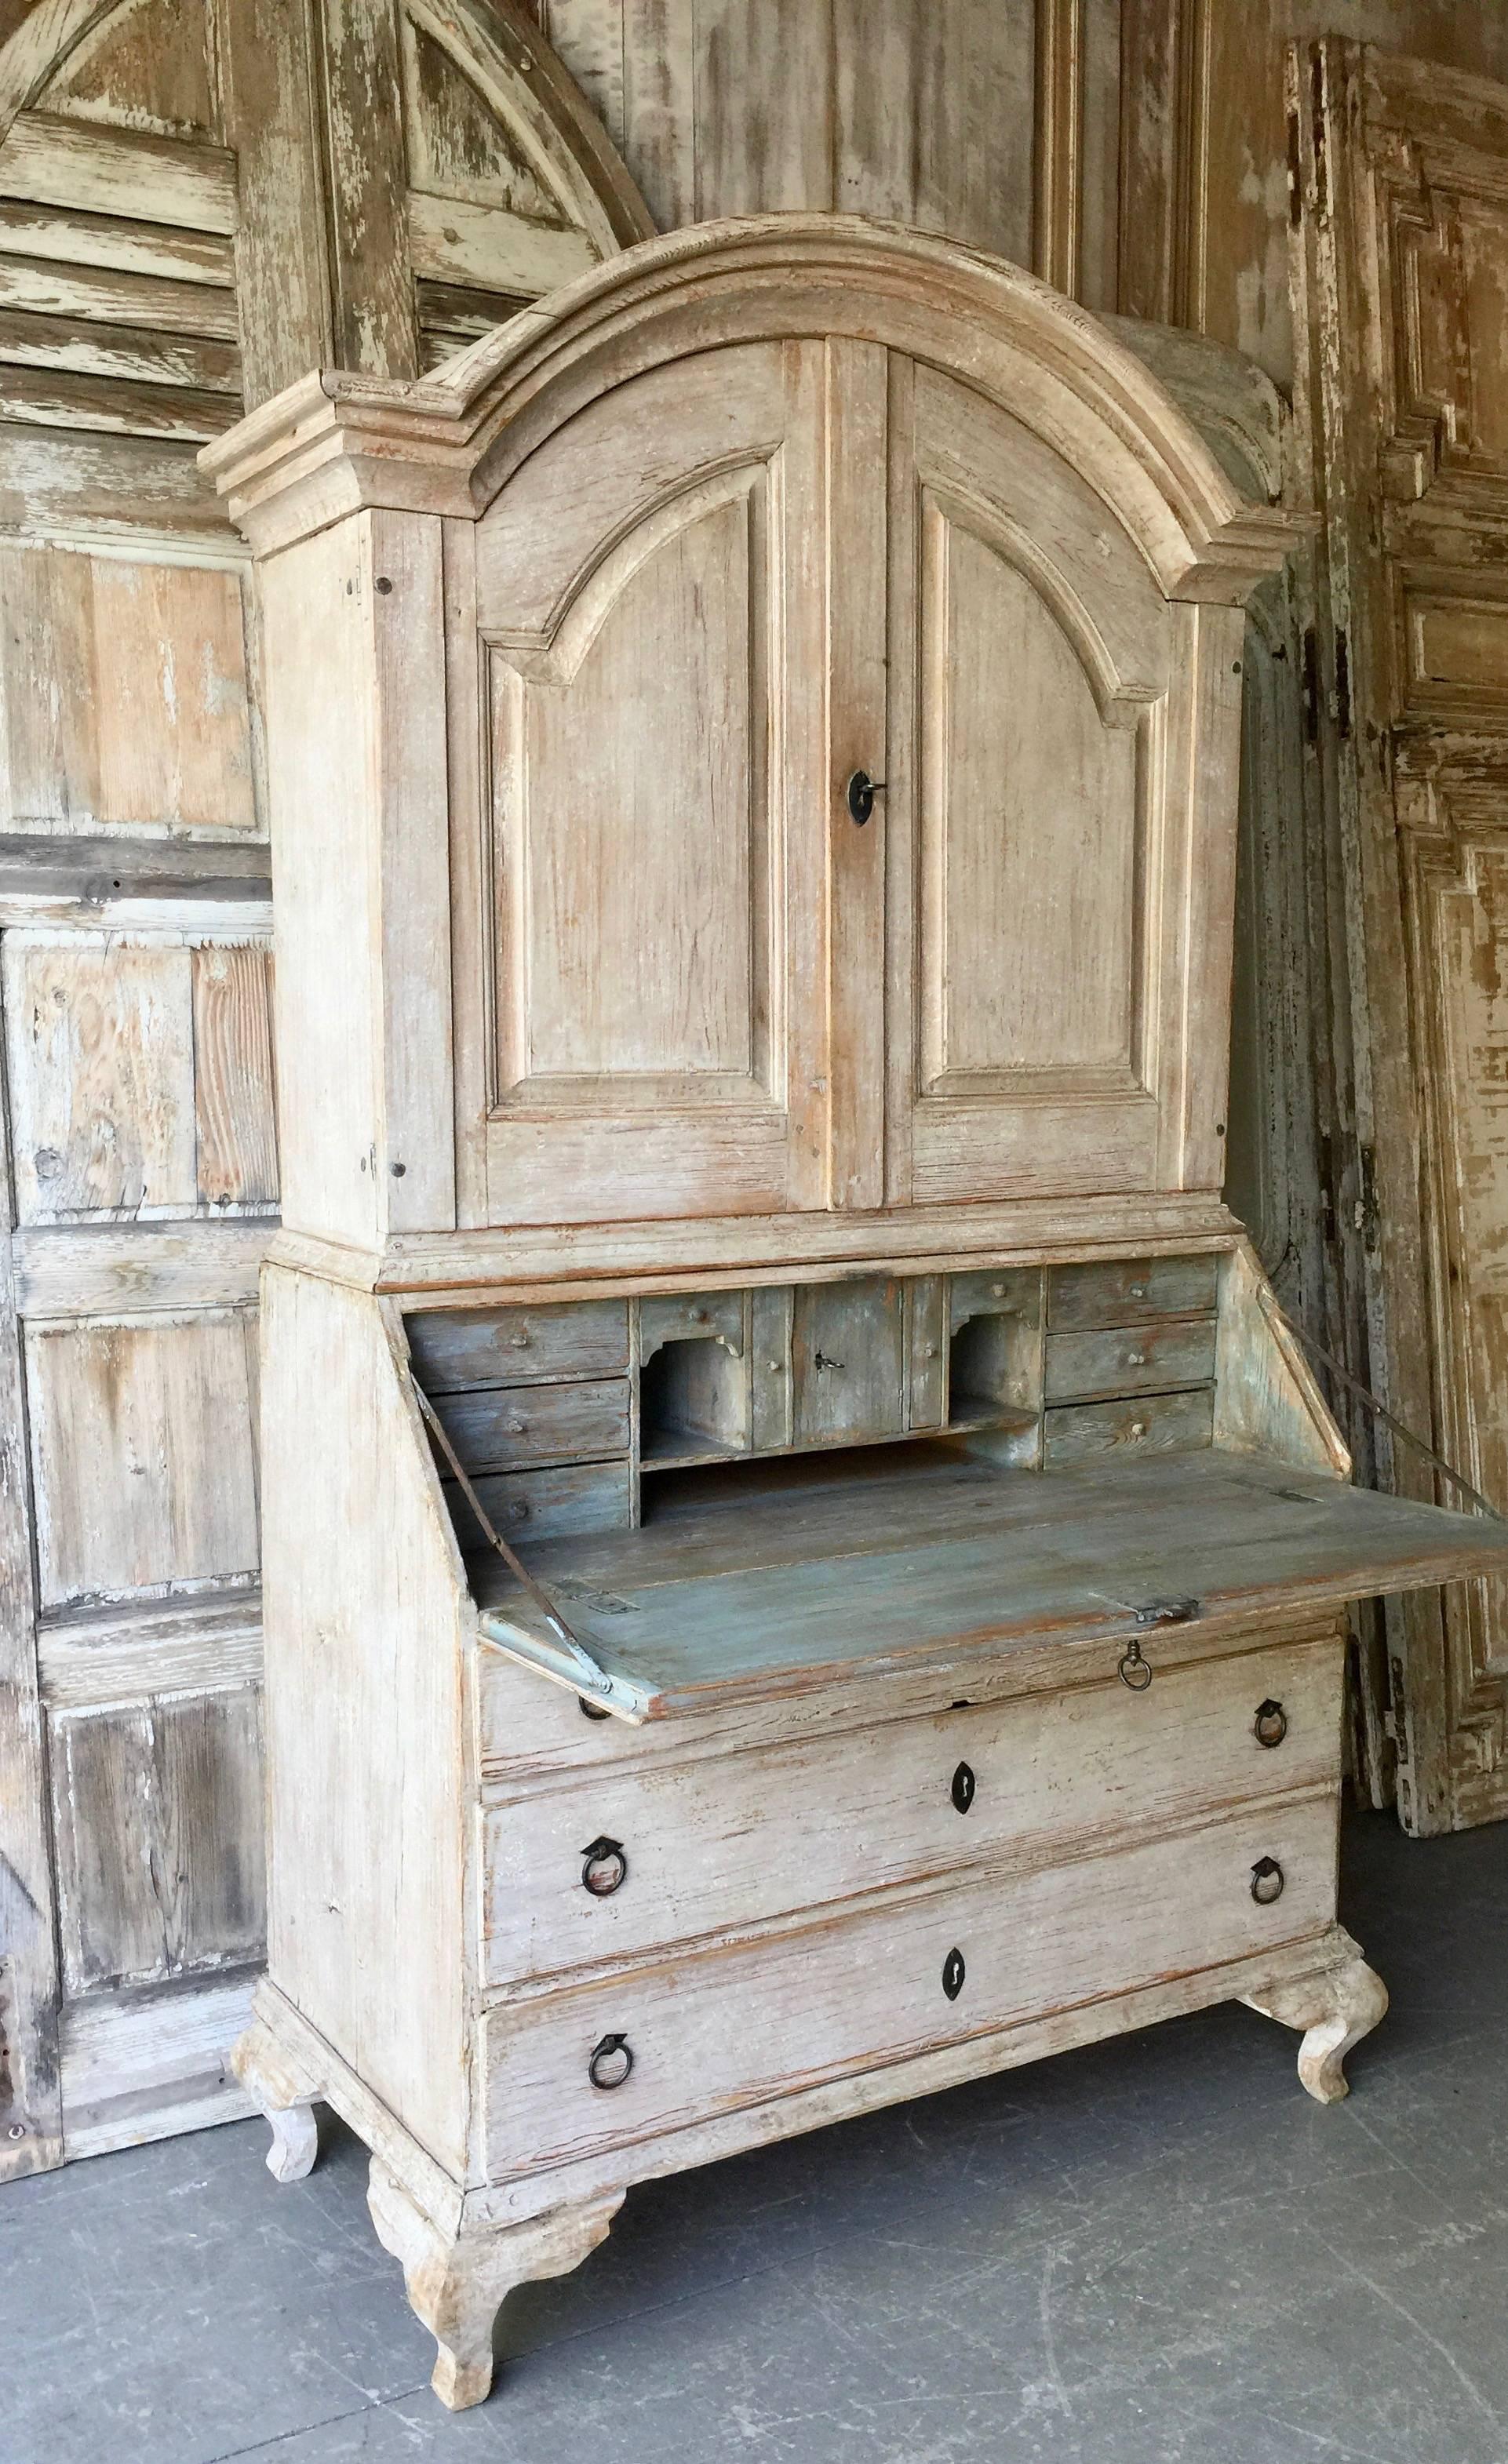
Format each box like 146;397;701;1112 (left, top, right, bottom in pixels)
483;1793;1338;2175
947;1268;1042;1328
1043;1385;1213;1467
1047;1256;1219;1331
1044;1319;1217;1404
432;1378;629;1472
481;1636;1342;1985
640;1292;745;1356
408;1300;629;1390
447;1458;631;1548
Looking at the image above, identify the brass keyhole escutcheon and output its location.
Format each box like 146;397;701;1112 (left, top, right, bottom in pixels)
942;1946;966;2001
581;1836;628;1897
951;1761;976;1814
1254;1699;1288;1749
1250;1856;1284;1906
588;2033;633;2090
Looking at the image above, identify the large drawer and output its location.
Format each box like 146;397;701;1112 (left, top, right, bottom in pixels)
483;1792;1338;2177
480;1634;1342;1985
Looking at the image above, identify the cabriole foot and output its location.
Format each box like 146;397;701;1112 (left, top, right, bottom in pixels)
231;2018;322;2182
367;2158;622;2410
1240;1929;1389;2104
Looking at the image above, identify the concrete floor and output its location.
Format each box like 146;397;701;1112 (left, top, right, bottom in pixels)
5;1809;1508;2464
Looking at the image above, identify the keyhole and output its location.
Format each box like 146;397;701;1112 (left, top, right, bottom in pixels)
813;1349;844;1374
942;1947;966;2001
951;1762;975;1814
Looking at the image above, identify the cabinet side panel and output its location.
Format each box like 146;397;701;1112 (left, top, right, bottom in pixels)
260;527;381;1247
260;1266;469;2175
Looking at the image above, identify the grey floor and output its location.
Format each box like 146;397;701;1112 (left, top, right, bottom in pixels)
5;1811;1508;2464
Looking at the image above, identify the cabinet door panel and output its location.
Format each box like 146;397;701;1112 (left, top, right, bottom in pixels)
887;362;1224;1205
476;341;849;1227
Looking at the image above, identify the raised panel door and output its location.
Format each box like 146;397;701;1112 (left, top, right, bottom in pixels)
883;361;1233;1206
472;339;887;1228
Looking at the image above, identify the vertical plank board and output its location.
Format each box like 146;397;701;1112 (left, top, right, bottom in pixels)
693;0;833;219
749;1283;793;1450
0;540;100;826
0;1050;61;2177
316;0;421;377
89;559;257;832
211;0;333;405
26;1314;260;1606
621;0;695;231
825;337;887;1211
4;937;196;1223
51;1688;265;1993
191;944;279;1208
1033;0;1082;293
1077;0;1122;310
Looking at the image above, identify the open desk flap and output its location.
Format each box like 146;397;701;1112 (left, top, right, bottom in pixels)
474;1447;1508;1723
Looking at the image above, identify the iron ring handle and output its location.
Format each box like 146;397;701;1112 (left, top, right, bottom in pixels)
1254;1699;1288;1749
1250;1856;1285;1906
581;1836;628;1897
588;2033;633;2091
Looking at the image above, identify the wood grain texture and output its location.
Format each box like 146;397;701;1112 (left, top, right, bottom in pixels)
25;1312;260;1606
49;1683;264;1992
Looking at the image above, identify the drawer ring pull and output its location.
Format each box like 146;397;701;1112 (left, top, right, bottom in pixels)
588;2033;633;2091
1250;1856;1285;1906
581;1836;628;1897
942;1947;966;2002
1254;1699;1288;1749
951;1761;976;1814
1118;1639;1153;1691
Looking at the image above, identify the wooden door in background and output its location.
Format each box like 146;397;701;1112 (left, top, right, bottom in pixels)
0;0;649;2181
1294;42;1508;1833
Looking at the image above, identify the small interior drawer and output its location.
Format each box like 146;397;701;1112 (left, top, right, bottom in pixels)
406;1300;629;1390
1044;1319;1216;1404
483;1791;1339;2176
1047;1256;1220;1331
1043;1385;1214;1466
480;1632;1341;1985
430;1378;629;1472
446;1458;632;1549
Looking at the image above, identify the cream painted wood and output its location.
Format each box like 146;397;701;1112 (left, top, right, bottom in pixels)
208;218;1484;2410
483;1792;1341;2178
481;1636;1342;1985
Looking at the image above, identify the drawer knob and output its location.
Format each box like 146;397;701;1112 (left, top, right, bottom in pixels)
1254;1698;1288;1749
1129;1281;1147;1299
1128;1418;1149;1440
509;1329;531;1347
1250;1856;1285;1906
942;1946;966;2001
951;1761;976;1814
1126;1349;1147;1368
506;1417;527;1436
588;2033;633;2091
581;1836;628;1897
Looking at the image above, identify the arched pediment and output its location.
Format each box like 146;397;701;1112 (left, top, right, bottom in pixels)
206;213;1295;603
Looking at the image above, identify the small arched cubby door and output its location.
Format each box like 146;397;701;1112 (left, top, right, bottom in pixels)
452;218;1290;1228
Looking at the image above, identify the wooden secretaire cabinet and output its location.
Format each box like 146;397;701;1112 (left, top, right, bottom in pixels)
203;219;1508;2409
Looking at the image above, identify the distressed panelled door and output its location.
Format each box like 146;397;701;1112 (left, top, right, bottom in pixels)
0;0;652;2177
473;338;1215;1228
1295;45;1508;1831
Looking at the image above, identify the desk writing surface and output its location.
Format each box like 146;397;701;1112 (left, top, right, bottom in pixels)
474;1445;1508;1720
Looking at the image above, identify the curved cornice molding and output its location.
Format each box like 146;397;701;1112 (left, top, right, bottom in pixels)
204;213;1296;601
